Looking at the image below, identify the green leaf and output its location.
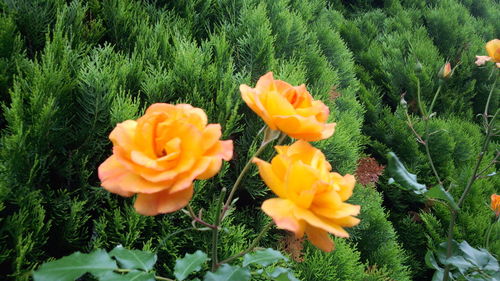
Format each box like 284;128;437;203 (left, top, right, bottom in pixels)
33;249;117;281
109;245;157;271
426;185;459;210
425;251;441;270
242;248;288;267
174;250;208;281
387;152;427;194
268;267;300;281
203;264;250;281
98;270;155;281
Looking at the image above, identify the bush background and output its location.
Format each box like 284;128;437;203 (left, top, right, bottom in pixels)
0;0;498;280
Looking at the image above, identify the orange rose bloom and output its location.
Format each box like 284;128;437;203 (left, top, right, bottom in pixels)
486;39;500;63
491;194;500;217
240;72;335;141
253;140;360;252
98;103;233;216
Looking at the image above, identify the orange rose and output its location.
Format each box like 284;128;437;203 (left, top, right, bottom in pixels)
486;39;500;63
253;140;360;252
491;194;500;217
98;103;233;216
240;72;336;141
475;39;500;67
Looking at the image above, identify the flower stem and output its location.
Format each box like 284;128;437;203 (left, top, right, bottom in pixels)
442;70;498;281
211;188;226;271
216;221;274;266
428;84;442;115
220;140;272;220
187;204;217;229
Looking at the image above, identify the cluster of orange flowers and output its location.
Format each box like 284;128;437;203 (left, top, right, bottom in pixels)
98;72;360;252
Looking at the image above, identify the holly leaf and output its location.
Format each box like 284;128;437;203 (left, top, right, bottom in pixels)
387;152;427;194
426;185;459;211
109;245;157;271
203;264;250;281
242;248;287;267
174;250;208;281
33;249;117;281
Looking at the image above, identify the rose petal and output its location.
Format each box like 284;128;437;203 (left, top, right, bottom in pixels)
253;157;287;198
293;208;349;238
98;156;134;197
262;198;305;237
134;186;194;216
305;225;334;252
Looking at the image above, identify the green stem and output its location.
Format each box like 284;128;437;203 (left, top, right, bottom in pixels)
442;70;498;281
220;140;272;220
211;188;227;271
216;221;274;266
428;84;442;117
484;72;498;118
187;204;217;229
416;78;427;117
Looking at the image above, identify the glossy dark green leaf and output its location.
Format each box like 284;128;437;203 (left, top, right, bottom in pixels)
174;250;208;281
242;248;287;267
426;185;459;210
109;245;157;271
99;270;155;281
203;264;250;281
33;249;117;281
425;250;441;270
387;152;427;194
268;267;300;281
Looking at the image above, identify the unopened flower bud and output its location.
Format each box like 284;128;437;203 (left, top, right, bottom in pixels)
438;62;452;79
415;61;423;72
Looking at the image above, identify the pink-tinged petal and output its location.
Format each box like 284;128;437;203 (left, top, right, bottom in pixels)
254;72;276;93
293;208;349;238
320;123;336;140
262;198;304;236
196;157;222;180
253;157;287;198
98;156;134;197
475;55;491;66
201;124;222;151
134;186;193;216
220;140;233;161
170;156;212;193
131;151;163;171
109;120;137;152
178;104;208;129
305;225;334;252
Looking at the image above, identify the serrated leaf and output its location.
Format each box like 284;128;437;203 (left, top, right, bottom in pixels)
268;267;300;281
174;250;208;281
242;248;287;267
203;264;250;281
387;152;427;194
99;270;155;281
426;185;459;210
33;249;117;281
109;245;157;271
